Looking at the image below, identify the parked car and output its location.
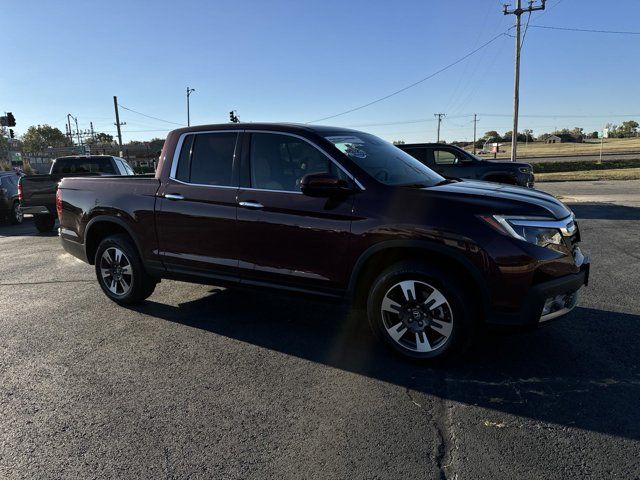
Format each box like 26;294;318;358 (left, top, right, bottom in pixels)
57;124;589;360
0;171;23;225
19;155;135;232
397;143;534;187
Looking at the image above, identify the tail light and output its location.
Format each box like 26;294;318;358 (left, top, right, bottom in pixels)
55;188;63;219
17;181;23;202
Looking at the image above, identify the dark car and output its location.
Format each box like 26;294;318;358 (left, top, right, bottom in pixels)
397;143;534;187
19;155;135;233
0;171;23;225
57;123;589;361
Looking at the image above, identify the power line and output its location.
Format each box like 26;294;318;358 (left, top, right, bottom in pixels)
530;25;640;35
306;30;510;124
117;103;184;126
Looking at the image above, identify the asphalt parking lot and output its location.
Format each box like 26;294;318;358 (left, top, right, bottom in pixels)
1;182;639;479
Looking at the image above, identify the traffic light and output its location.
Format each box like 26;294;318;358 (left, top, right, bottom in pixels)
9;129;14;139
6;112;15;127
229;110;239;123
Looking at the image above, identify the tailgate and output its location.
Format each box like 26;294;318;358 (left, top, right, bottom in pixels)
18;175;58;208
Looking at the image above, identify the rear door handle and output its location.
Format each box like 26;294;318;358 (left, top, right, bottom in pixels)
164;193;184;201
238;201;264;209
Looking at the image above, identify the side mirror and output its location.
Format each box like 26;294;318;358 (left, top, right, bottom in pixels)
300;173;353;197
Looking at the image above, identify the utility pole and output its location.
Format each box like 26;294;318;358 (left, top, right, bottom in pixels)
186;87;196;126
74;117;81;145
473;114;479;154
503;0;545;162
434;113;446;143
66;115;73;144
113;96;125;151
90;122;95;143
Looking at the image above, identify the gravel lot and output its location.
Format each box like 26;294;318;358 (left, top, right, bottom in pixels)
1;184;638;479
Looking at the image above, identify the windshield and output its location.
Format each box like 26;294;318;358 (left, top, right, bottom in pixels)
325;132;445;187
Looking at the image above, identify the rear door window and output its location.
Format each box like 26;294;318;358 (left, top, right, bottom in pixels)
188;133;238;186
403;148;427;163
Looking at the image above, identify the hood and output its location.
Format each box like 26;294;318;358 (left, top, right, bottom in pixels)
430;180;571;219
484;160;532;169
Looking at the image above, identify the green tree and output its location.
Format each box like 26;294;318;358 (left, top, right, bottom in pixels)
392;140;405;145
148;138;165;154
21;125;69;153
0;135;8;162
86;132;114;145
619;120;639;137
483;131;501;142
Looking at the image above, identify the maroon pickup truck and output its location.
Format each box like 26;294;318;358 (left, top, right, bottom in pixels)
58;123;589;360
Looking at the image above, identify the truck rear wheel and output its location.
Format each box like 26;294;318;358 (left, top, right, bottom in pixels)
366;261;472;361
10;202;23;225
34;214;55;232
95;234;157;305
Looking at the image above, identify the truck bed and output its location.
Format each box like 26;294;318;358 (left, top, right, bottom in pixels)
58;175;161;263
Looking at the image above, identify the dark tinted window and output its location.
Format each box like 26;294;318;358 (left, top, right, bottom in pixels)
1;175;18;193
403;148;427;163
189;133;237;186
175;135;194;182
250;133;346;192
52;157;116;174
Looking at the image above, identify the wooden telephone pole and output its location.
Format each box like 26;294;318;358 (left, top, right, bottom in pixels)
503;0;545;161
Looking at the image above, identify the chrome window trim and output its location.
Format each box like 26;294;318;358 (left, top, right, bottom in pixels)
169;130;242;185
248;130;366;192
168;176;238;190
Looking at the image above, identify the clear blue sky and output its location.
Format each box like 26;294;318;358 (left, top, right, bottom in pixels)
3;0;639;143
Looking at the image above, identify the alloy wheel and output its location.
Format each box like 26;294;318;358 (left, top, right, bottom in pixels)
380;280;454;354
99;247;133;296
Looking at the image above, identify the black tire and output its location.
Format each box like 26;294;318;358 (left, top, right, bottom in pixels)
94;234;157;305
34;214;55;232
9;202;23;225
366;261;473;361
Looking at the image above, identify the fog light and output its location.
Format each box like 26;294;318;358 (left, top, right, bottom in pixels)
540;292;578;322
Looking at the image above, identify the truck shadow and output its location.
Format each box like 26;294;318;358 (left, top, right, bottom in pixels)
131;289;640;441
0;217;58;237
570;202;640;221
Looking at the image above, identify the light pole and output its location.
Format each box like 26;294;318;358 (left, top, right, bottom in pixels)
186;87;195;126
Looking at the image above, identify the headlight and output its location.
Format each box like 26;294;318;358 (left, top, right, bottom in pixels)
519;167;531;174
480;215;565;247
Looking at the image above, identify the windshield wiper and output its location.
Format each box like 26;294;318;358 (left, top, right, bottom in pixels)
398;182;428;188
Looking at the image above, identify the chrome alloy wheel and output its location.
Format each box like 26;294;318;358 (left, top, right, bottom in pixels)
99;247;133;296
380;280;454;354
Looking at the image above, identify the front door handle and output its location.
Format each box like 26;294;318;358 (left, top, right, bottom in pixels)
238;201;264;209
164;193;184;201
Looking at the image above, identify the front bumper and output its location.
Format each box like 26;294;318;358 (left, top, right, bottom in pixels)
489;260;590;326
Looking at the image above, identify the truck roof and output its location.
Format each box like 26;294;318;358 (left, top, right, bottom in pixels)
167;122;364;136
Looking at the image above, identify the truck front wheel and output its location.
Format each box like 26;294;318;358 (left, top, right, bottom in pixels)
366;261;472;361
95;234;157;305
33;214;55;232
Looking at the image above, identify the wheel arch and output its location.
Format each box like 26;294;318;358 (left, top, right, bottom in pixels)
347;240;490;320
84;216;143;265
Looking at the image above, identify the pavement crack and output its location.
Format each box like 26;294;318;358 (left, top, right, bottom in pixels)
407;372;456;480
